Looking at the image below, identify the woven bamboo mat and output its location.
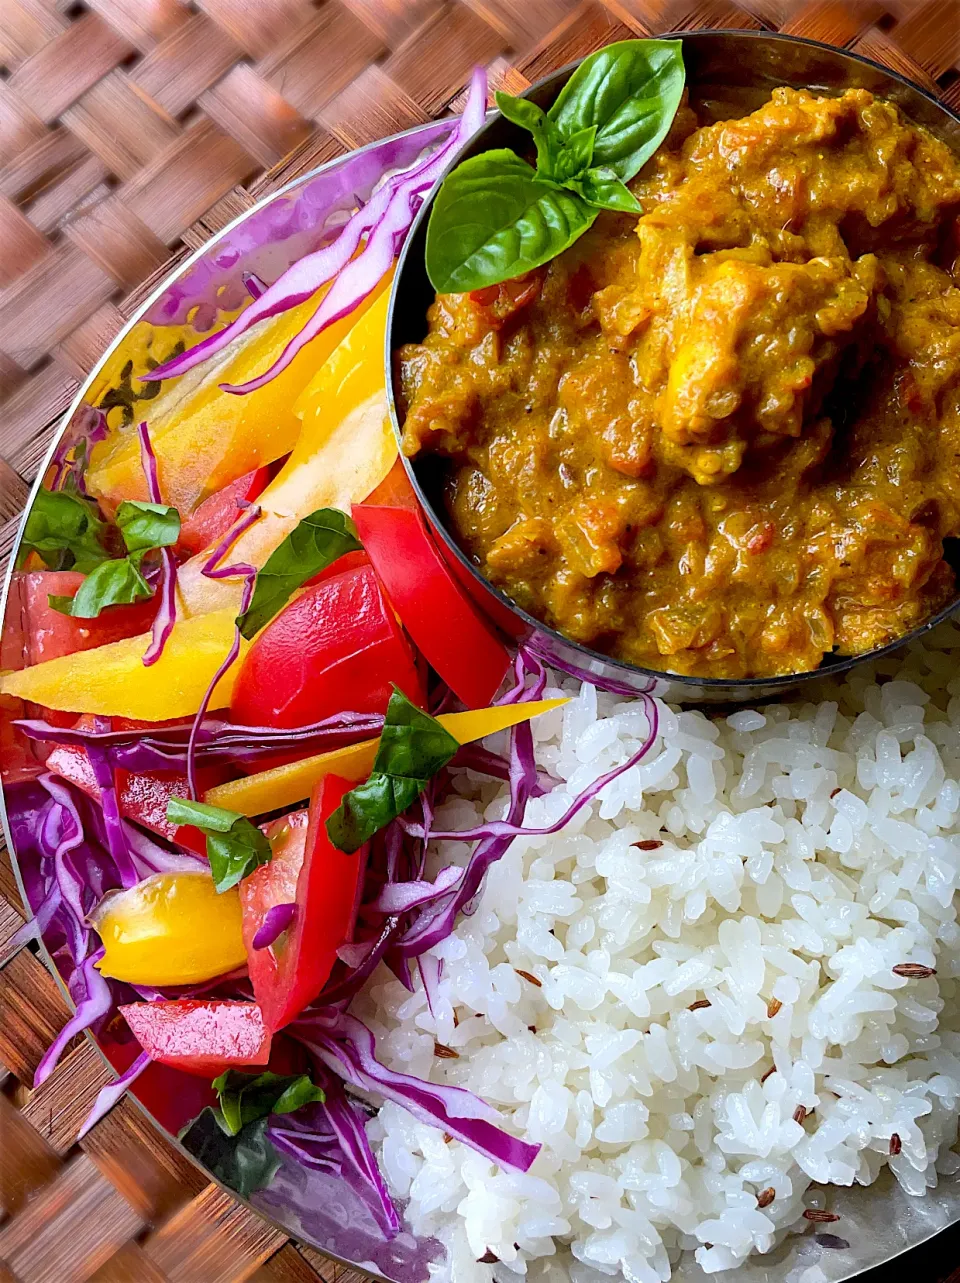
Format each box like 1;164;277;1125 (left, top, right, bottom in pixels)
2;1;960;1279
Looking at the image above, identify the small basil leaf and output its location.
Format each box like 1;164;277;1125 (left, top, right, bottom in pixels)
327;686;460;853
166;797;271;892
238;507;363;640
494;91;565;176
116;500;180;554
567;166;642;214
553;125;597;183
548;39;685;180
212;1070;325;1137
19;488;110;573
425;150;598;294
180;1109;280;1198
48;556;152;618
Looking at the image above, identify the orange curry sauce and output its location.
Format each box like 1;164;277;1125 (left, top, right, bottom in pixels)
399;89;960;679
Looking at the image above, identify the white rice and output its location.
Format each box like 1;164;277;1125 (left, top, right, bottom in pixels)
354;622;960;1283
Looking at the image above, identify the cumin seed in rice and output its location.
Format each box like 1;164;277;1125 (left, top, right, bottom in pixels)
688;998;711;1011
767;997;782;1018
434;1042;459;1059
760;1065;776;1084
793;1105;807;1124
892;963;936;978
756;1188;776;1208
515;968;542;987
890;1133;902;1155
803;1209;840;1223
634;839;663;850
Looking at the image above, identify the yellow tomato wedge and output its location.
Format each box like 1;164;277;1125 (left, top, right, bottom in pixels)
93;873;246;985
86;275;391;516
204;698;568;816
175;279;397;618
0;610;246;717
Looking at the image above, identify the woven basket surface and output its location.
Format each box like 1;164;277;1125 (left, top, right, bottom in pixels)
2;0;960;1279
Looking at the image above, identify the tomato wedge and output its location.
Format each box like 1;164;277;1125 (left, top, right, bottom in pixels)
230;562;423;729
352;468;510;708
241;776;367;1031
17;570;158;665
177;465;272;556
120;1000;271;1076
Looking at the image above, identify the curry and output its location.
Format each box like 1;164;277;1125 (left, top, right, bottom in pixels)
398;88;960;679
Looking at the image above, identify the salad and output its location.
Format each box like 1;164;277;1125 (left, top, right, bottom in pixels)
0;62;660;1236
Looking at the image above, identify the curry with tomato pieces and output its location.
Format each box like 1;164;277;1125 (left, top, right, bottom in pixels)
398;87;960;680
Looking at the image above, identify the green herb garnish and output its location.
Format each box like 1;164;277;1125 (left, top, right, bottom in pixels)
166;798;272;893
212;1069;326;1137
425;39;685;293
19;488;111;574
237;507;363;640
327;686;460;853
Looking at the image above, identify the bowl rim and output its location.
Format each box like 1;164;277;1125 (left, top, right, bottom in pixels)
386;27;960;695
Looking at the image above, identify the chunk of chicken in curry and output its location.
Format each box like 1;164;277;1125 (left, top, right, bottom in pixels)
399;88;960;679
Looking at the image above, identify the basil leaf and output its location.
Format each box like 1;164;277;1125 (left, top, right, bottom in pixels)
553;125;598;183
327;686;460;853
20;488;110;573
180;1110;280;1198
167;797;272;893
116;500;180;554
494;91;566;176
48;555;152;618
425;150;598;294
238;508;363;640
568;166;642;214
548;39;684;181
212;1070;325;1137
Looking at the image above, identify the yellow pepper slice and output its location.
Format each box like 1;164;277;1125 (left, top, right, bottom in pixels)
175;279;397;618
0;610;247;717
204;698;568;816
86;275;391;516
93;873;246;985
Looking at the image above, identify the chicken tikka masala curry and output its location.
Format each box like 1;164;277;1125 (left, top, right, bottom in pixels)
398;87;960;679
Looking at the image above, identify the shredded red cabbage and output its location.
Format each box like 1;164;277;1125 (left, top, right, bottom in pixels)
35;948;112;1086
78;1050;151;1140
49;403;108;494
252;901;296;950
148;69;488;394
86;747;140;890
136;422;177;666
293;1009;540;1173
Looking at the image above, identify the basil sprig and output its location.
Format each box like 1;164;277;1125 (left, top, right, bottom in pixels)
166;797;272;893
19;488;110;574
426;39;684;293
238;507;363;640
327;687;460;853
180;1069;325;1198
47;498;180;619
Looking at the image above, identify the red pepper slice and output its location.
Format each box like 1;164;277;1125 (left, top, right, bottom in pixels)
119;999;272;1076
177;466;272;556
230;562;424;729
352;470;510;708
17;570;158;665
241;777;367;1032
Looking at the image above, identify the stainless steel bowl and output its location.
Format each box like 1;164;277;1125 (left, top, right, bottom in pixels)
387;30;960;705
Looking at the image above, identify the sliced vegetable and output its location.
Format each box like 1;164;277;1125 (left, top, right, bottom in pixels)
166;797;272;893
204;698;567;815
352;479;511;707
93;872;247;985
327;688;459;853
177;466;271;556
17;571;158;665
120;1000;272;1076
213;1068;324;1136
137;423;178;665
231;563;423;730
1;610;250;717
241;779;367;1031
237;508;362;640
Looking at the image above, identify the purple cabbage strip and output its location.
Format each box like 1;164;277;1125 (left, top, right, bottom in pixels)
137;422;177;666
185;504;263;798
149;68;487;393
417;954;443;1020
293;1009;540;1173
372;864;463;914
49;403;108;494
252;901;297;950
268;1071;402;1238
243;272;267;299
34;948;113;1086
86;747;140;890
78;1051;151;1140
521;641;656;697
318;915;400;1009
123;821;207;876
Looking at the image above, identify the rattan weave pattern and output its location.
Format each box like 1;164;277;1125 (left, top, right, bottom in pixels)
2;1;960;1279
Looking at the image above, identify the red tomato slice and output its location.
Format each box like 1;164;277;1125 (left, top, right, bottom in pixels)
119;1000;272;1076
230;563;424;729
46;742;209;855
17;570;158;665
352;485;510;708
177;466;272;556
241;777;367;1032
